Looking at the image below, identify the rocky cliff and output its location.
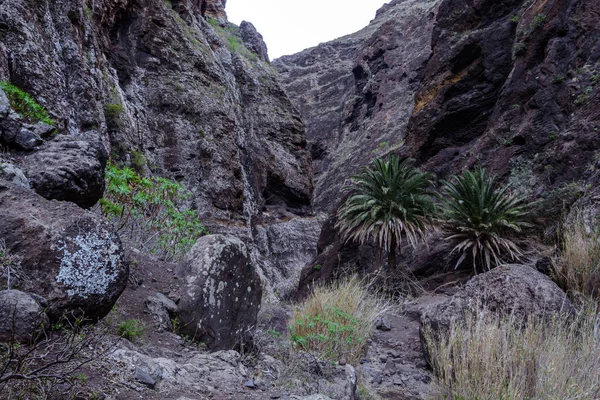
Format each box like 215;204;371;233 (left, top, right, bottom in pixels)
0;0;319;302
275;0;600;291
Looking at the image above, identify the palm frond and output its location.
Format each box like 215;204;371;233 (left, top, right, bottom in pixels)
440;167;528;273
336;156;435;254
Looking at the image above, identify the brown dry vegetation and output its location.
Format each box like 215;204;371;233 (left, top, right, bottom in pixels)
424;307;600;400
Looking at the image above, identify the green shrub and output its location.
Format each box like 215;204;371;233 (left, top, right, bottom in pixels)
513;42;527;57
99;164;208;260
0;81;54;125
531;13;547;30
103;103;125;131
118;319;145;341
289;277;390;364
440;167;528;272
551;74;565;84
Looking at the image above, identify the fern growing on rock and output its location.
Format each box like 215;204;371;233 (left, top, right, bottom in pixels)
440;167;528;272
336;155;435;269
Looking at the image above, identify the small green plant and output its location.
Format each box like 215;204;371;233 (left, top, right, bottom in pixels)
513;42;527;57
531;13;547;30
171;317;181;334
99;164;208;260
130;150;147;172
289;277;390;364
549;130;559;140
440;167;529;272
497;136;513;146
551;74;565;84
118;319;145;341
574;86;593;105
510;15;520;23
103;102;125;131
266;329;282;339
0;81;54;125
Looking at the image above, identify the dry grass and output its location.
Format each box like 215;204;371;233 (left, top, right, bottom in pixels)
553;210;600;301
289;277;392;365
424;307;600;400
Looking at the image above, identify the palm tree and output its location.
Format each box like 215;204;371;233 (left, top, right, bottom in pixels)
336;155;435;269
440;167;528;273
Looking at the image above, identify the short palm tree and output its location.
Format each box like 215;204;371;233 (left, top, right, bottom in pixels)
336;155;435;269
440;167;528;273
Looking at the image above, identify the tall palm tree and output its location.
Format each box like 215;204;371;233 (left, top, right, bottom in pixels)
336;155;435;269
440;167;528;273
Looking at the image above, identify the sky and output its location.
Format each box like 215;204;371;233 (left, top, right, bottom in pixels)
226;0;389;60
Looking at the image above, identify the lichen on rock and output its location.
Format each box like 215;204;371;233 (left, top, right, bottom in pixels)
56;229;123;298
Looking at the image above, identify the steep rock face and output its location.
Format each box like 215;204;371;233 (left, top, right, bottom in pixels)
278;0;600;293
0;0;316;302
0;0;311;220
274;0;440;212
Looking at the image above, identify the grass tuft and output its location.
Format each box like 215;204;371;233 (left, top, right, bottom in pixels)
118;319;145;341
553;209;600;301
0;81;54;126
289;277;391;365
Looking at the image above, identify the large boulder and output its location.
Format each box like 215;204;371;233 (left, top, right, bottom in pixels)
0;290;49;343
22;135;107;208
420;264;574;363
0;180;128;321
176;234;262;350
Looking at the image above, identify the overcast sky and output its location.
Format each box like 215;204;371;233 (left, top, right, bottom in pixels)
226;0;389;60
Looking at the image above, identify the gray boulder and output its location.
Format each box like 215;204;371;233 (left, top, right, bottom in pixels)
0;290;49;343
0;160;30;188
0;179;127;321
22;136;107;208
176;234;262;350
420;264;574;363
14;127;42;151
145;292;178;332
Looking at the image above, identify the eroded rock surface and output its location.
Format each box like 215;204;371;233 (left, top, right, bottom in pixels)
176;235;262;350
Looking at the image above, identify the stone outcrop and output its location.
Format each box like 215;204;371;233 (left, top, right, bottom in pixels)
176;235;262;350
0;0;312;221
420;264;574;363
0;180;127;321
0;290;49;343
22;135;108;208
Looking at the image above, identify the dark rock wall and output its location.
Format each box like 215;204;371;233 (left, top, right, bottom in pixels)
277;0;600;292
275;0;440;212
0;0;312;223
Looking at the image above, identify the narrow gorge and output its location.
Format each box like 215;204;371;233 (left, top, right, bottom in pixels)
0;0;599;399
